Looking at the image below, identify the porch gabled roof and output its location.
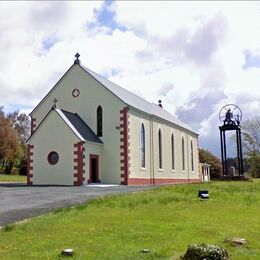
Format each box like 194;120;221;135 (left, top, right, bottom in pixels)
27;107;102;144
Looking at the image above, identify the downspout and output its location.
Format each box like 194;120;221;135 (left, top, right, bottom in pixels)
150;118;154;185
187;133;190;183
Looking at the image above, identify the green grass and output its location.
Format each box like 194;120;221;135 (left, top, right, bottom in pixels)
0;181;260;259
0;174;26;182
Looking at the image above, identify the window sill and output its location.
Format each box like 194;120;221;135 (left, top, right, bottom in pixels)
158;168;164;172
171;170;176;173
140;167;146;171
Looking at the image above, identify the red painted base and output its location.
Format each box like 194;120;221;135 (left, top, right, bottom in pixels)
128;178;201;185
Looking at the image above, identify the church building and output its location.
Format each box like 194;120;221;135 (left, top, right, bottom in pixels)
27;54;200;186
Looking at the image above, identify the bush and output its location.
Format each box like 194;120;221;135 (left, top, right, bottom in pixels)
19;164;27;176
17;157;27;176
182;243;229;260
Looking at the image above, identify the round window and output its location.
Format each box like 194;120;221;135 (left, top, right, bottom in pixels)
47;151;59;165
72;88;80;98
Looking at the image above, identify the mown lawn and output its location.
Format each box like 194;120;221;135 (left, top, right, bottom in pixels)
0;174;26;183
0;181;260;259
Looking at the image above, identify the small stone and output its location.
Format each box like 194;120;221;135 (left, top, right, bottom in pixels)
61;248;74;256
225;237;247;246
141;249;149;253
231;238;247;246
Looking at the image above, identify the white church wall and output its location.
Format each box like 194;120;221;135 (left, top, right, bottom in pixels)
128;108;200;184
32;65;125;185
29;111;77;185
152;118;199;180
128;109;152;179
152;119;181;178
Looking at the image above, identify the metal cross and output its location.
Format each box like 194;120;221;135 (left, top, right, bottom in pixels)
74;53;80;64
53;98;58;108
75;53;80;60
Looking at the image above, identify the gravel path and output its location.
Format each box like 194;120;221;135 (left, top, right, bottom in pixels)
0;183;155;226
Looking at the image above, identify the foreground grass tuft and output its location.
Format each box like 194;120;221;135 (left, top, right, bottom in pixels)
0;180;260;259
2;224;15;232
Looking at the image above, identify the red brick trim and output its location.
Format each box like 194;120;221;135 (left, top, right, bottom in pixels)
88;154;100;183
128;178;201;186
73;141;85;186
119;107;130;185
30;116;36;134
27;144;34;185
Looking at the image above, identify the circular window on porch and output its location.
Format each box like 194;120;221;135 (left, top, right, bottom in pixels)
47;151;59;165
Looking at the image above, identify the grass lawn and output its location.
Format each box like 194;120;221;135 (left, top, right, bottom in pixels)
0;174;26;183
0;181;260;259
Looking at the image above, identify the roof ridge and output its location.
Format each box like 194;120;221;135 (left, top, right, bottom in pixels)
60;109;76;115
82;66;154;107
81;65;195;134
61;109;103;144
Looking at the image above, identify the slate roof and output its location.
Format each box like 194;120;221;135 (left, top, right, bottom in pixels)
27;107;103;143
57;109;103;143
82;66;195;134
30;61;196;135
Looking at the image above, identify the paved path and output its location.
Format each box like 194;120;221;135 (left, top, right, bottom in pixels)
0;183;155;226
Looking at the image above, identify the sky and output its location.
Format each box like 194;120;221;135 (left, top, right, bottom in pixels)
1;1;260;157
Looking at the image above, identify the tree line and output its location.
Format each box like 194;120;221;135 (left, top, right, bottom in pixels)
1;105;260;178
0;107;30;175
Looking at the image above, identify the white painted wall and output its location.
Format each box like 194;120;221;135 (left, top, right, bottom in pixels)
29;111;79;185
32;65;125;184
30;64;199;185
128;110;152;179
129;108;199;180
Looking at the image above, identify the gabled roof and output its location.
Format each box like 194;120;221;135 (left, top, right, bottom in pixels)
59;109;102;144
30;60;197;135
82;66;195;133
27;107;102;144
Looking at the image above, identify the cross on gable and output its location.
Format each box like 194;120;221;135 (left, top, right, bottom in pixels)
74;53;81;64
75;53;80;60
53;98;58;108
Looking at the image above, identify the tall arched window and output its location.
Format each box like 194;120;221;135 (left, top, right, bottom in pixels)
191;140;194;171
158;129;162;169
141;123;145;168
171;134;175;170
182;137;185;171
97;106;102;137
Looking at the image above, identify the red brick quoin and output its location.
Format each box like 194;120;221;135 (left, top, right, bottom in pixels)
119;107;130;185
74;141;85;186
27;144;34;185
30;116;36;134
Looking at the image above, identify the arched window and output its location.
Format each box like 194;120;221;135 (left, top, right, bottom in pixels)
97;106;102;137
141;123;145;168
182;137;185;171
191;140;194;171
158;129;162;169
171;134;175;170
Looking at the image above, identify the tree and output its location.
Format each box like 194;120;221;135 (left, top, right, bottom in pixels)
0;107;20;174
8;111;30;144
241;117;260;177
7;110;30;175
199;148;222;179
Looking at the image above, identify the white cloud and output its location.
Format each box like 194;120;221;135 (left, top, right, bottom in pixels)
1;1;260;156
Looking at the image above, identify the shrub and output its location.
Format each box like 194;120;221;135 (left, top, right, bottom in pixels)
3;224;15;232
182;243;229;260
